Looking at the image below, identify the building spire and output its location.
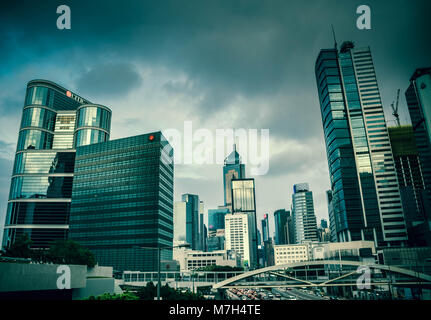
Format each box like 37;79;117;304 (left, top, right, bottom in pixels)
331;24;338;50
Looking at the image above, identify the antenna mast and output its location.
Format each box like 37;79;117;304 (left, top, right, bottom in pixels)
331;24;338;50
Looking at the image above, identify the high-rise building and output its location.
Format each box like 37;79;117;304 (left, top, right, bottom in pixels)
229;178;258;268
274;209;289;245
199;201;205;251
208;208;229;232
406;67;431;227
321;219;328;229
388;125;431;246
2;80;111;250
326;190;337;243
315;41;408;246
261;214;270;243
291;183;318;243
225;212;254;269
174;194;200;250
69;132;173;272
223;144;245;207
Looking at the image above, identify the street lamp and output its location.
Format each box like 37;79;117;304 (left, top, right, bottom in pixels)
134;243;190;300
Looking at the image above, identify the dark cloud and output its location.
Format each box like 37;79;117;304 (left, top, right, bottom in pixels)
75;63;142;99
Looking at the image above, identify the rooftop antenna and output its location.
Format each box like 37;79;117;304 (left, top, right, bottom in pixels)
331;24;338;50
390;89;401;126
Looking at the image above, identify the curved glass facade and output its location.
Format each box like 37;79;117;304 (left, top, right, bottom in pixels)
13;151;75;174
9;176;73;199
17;129;54;151
74;129;109;147
3;80;111;250
25;86;54;107
76;106;111;131
21;107;56;131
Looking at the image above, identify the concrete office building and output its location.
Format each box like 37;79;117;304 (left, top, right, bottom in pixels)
225;212;254;269
274;243;309;265
315;42;408;246
2;79;111;250
274;209;289;245
173;248;240;271
69;132;173;272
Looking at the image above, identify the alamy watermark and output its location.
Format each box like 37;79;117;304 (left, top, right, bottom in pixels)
161;121;270;176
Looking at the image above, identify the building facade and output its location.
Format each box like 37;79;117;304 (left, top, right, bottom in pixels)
2;79;111;249
173;248;240;271
69;132;173;272
388;125;431;245
405;68;431;233
274;243;309;265
315;42;408;246
208;208;229;233
231;178;258;268
174;194;200;250
225;212;254;269
291;183;318;243
274;209;289;245
223;144;245;207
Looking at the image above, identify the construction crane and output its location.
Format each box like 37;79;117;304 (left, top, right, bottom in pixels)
391;89;401;127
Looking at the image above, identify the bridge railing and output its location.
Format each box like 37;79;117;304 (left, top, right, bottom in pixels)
123;271;244;283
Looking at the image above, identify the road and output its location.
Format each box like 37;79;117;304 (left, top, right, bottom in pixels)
272;288;325;301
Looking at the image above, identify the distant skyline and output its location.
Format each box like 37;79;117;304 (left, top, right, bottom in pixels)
1;0;430;240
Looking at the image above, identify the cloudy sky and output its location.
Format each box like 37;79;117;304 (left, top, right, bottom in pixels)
0;0;430;241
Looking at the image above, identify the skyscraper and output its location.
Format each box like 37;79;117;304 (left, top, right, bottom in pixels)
326;190;338;243
274;209;289;245
208;208;229;232
2;79;111;250
174;194;200;250
223;144;245;207
229;178;258;268
406;67;431;228
291;183;318;243
261;214;270;242
388;125;431;246
69;132;173;272
315;41;408;246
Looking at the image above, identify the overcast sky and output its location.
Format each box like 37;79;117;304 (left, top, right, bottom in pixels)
0;0;430;241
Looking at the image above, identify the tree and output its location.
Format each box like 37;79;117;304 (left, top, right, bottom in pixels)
2;234;32;258
84;291;139;300
46;239;97;267
135;282;204;300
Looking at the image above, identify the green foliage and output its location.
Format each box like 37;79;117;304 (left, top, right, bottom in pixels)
1;236;96;268
84;291;139;300
45;239;97;267
2;234;33;258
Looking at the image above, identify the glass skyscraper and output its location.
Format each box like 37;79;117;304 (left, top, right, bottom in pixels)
315;42;407;246
406;68;431;228
2;79;110;249
69;132;173;272
230;178;258;268
274;209;289;245
208;208;229;232
174;194;200;250
291;183;318;243
223;144;245;207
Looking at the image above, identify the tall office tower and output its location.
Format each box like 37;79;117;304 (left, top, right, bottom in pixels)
208;208;229;233
2;80;111;250
274;209;289;245
223;144;245;207
388;125;431;246
69;132;173;272
198;201;205;251
229;178;258;268
291;183;318;243
225;213;253;268
321;219;328;229
174;194;200;250
261;214;270;242
315;41;408;246
326;190;337;242
406;68;431;225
